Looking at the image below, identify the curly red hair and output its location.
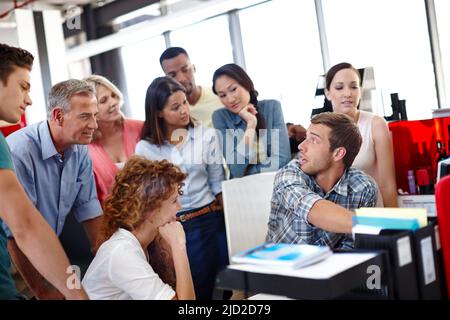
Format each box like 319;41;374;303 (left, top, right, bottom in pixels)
100;156;186;245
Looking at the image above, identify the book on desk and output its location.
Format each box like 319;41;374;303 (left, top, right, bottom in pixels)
231;243;332;269
217;251;386;299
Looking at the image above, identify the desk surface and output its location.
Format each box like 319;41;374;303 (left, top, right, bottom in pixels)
216;251;387;300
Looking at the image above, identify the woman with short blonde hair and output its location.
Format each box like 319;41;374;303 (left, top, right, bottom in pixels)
84;75;143;204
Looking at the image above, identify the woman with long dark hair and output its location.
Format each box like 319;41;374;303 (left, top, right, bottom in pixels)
212;63;290;178
135;76;228;300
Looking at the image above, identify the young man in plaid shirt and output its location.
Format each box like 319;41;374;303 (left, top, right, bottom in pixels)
266;112;378;249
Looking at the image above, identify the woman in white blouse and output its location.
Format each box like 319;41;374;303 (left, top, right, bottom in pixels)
82;156;195;300
135;76;228;300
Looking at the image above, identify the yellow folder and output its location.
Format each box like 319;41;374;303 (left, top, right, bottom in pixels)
355;207;427;228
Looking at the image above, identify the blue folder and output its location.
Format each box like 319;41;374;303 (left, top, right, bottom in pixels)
352;216;420;230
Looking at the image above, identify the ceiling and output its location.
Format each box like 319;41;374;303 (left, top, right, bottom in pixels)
0;0;98;5
33;0;95;4
0;0;115;22
0;0;210;27
0;0;112;13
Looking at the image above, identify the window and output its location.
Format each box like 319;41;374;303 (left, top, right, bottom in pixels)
120;36;167;120
239;0;324;127
67;59;91;79
435;0;450;108
170;14;234;88
323;0;437;121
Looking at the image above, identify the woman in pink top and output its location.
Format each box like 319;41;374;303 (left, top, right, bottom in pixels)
85;75;143;204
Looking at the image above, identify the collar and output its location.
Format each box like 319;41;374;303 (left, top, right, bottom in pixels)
298;161;349;197
40;121;76;160
187;125;196;141
329;169;349;197
162;125;197;148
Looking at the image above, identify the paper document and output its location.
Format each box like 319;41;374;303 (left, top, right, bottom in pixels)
352;224;382;238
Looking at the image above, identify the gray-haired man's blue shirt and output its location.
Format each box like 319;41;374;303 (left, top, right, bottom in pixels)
2;121;102;237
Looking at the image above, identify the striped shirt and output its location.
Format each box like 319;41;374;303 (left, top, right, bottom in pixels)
135;124;224;213
266;159;378;248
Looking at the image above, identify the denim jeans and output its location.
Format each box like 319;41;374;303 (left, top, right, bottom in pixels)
181;209;229;300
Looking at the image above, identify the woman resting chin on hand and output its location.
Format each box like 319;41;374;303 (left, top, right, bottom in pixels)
82;156;195;300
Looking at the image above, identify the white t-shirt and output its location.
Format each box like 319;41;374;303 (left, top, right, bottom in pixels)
82;228;175;300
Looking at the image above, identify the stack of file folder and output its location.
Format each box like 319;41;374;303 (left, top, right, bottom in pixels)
353;207;427;232
352;207;445;300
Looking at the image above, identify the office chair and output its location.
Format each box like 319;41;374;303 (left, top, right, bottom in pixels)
434;175;450;298
221;171;277;260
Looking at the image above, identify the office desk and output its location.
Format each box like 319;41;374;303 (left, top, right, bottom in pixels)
216;251;390;300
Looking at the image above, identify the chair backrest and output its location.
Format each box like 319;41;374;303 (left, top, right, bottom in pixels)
222;171;277;260
435;175;450;297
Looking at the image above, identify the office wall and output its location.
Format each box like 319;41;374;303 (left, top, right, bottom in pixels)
65;0;444;126
0;28;18;46
2;9;69;125
8;0;449;126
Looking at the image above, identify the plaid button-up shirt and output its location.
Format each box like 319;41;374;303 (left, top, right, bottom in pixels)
266;159;378;249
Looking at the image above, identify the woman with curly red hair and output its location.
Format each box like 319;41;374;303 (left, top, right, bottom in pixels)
82;156;195;300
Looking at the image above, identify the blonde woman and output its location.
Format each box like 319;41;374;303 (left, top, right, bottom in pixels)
84;75;143;204
82;156;195;300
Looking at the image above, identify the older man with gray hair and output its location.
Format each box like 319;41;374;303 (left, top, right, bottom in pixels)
3;79;103;299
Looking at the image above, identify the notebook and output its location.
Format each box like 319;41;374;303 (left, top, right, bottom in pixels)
231;243;332;269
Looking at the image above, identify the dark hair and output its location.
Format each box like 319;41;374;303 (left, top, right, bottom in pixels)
0;43;34;85
325;62;361;91
310;112;362;169
159;47;189;66
141;76;192;145
212;63;266;132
